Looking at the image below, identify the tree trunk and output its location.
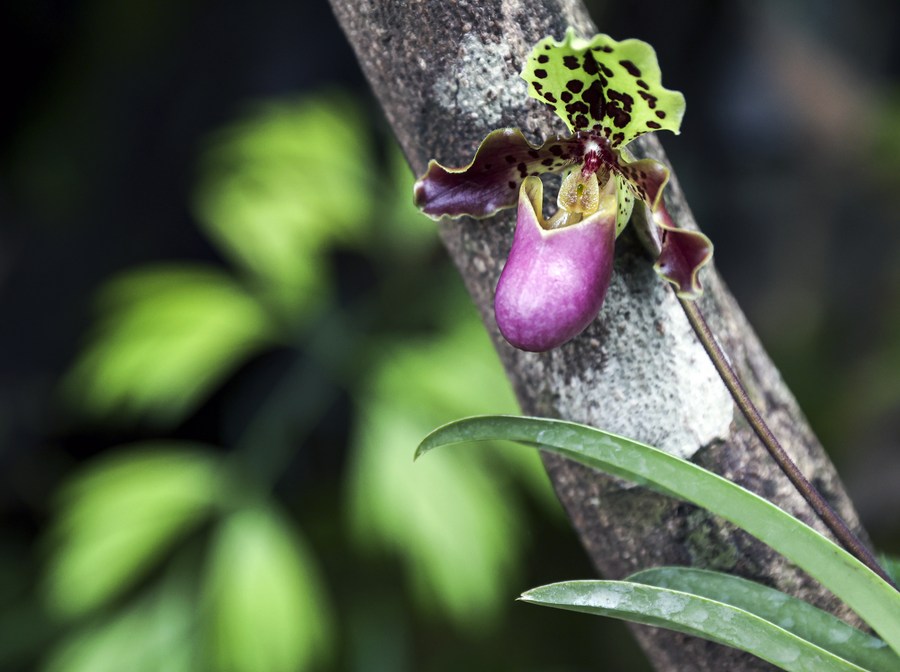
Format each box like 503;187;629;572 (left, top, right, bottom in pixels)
329;1;872;669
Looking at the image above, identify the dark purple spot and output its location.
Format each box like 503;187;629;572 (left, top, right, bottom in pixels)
637;79;649;90
508;181;516;189
543;92;557;103
596;45;614;54
541;158;554;166
638;90;658;109
534;69;548;79
560;91;573;103
600;64;614;78
582;52;599;76
581;80;605;122
566;100;589;116
548;145;563;156
533;82;543;92
537;54;549;64
607;106;631;128
563;55;579;70
484;162;493;170
647;121;661;129
566;79;584;93
608;89;634;113
655;110;666;119
611;132;625;146
505;155;516;164
605;89;634;128
574;114;589;129
527;149;540;159
620;60;641;77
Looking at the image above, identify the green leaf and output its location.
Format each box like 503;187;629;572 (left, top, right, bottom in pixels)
43;572;196;672
416;415;900;656
521;581;868;672
522;29;685;145
203;506;333;672
629;567;899;672
347;316;554;628
63;265;275;426
44;445;223;617
195;93;372;317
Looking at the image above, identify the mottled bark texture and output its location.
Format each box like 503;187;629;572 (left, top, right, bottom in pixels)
329;1;872;670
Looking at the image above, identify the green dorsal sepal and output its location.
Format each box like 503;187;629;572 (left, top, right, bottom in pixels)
522;28;686;147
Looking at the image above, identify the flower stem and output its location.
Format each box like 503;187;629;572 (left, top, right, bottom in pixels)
677;292;897;589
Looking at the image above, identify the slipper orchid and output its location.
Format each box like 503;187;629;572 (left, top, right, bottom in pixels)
414;29;712;351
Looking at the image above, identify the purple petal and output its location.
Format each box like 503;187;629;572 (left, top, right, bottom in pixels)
414;129;582;219
653;208;714;298
495;177;616;352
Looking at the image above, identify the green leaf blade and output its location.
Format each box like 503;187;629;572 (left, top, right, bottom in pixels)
521;580;869;672
629;567;900;672
416;415;900;656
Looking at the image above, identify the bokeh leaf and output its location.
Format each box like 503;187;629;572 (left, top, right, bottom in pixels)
521;581;867;672
380;145;439;257
883;555;900;585
195;94;372;317
63;265;275;426
44;445;223;617
43;570;196;672
347;314;554;628
203;505;332;672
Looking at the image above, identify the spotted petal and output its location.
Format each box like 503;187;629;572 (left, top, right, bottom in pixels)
522;29;685;147
414;129;582;219
615;153;670;212
613;173;635;237
653;209;714;299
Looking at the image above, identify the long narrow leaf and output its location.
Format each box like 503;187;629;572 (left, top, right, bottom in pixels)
416;416;900;655
628;567;899;672
521;580;868;672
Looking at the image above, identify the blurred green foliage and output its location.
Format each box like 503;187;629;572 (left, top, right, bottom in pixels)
33;91;561;672
63;270;277;425
194;94;373;321
204;505;333;672
45;446;224;617
347;316;556;627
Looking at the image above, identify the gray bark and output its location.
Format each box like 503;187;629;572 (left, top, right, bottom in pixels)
329;1;872;669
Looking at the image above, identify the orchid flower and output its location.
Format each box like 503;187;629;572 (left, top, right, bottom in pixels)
414;29;713;352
